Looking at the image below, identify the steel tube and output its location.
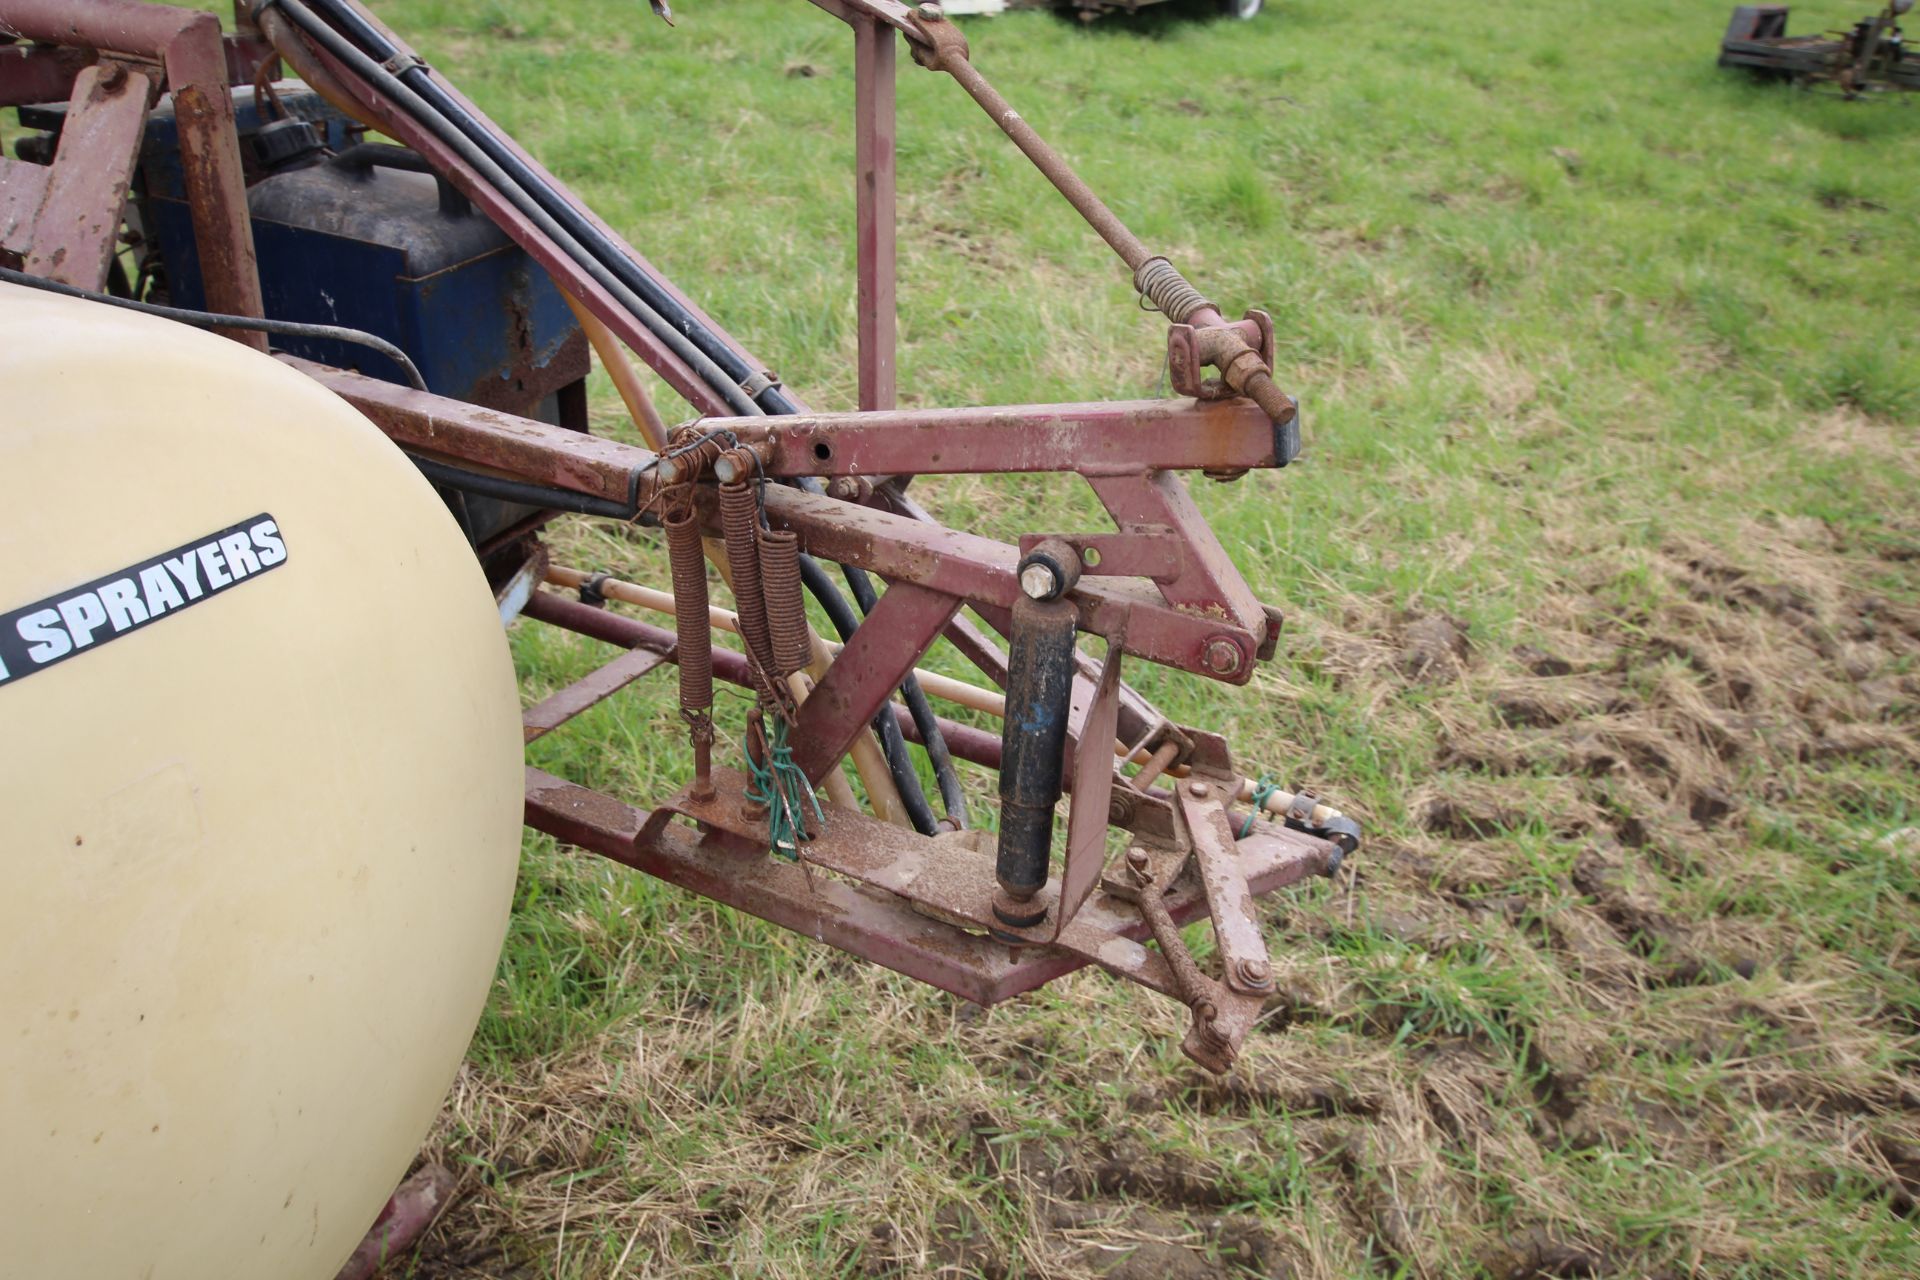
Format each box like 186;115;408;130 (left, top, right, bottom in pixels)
732;395;1285;479
853;16;897;412
937;51;1148;271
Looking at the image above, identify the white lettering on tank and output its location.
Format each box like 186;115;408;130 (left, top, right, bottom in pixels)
56;593;109;648
163;553;204;600
250;519;287;567
218;532;261;578
97;578;150;632
195;543;231;589
139;564;185;616
19;608;73;663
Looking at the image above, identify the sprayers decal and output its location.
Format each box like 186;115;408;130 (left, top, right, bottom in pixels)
0;515;287;690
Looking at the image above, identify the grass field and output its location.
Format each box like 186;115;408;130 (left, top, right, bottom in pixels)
221;0;1920;1274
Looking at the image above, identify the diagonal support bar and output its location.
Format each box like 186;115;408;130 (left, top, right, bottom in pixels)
1088;470;1268;638
792;582;962;784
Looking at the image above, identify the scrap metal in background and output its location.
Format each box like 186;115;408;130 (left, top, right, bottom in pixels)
963;0;1268;21
1720;2;1919;96
1;0;1356;1092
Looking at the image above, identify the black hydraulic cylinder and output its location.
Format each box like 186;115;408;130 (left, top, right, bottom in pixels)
993;594;1079;927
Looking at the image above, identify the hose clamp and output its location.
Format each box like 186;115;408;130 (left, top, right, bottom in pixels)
578;571;613;608
382;52;427;76
738;369;781;398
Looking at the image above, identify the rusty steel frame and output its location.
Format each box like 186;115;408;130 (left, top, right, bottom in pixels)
1;0;1354;1073
1;0;268;344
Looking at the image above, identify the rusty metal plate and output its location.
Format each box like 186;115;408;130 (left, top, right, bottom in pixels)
1050;627;1124;940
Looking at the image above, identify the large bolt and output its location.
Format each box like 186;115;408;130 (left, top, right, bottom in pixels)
1020;563;1059;600
826;475;872;503
1235;958;1273;990
917;2;945;17
1125;847;1151;883
1187;780;1210;799
1202;636;1244;677
1016;539;1081;602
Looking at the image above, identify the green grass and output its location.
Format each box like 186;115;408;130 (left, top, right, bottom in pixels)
87;0;1920;1274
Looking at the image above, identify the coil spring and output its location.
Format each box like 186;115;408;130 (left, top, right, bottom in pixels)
1133;256;1212;325
719;479;776;679
664;503;712;718
757;528;810;679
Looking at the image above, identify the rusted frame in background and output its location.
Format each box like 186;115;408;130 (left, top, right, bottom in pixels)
0;0;268;344
0;61;151;288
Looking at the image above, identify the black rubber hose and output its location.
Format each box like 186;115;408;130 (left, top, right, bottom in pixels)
0;265;426;389
299;0;798;415
799;554;940;837
407;455;637;520
270;0;763;417
835;563;970;830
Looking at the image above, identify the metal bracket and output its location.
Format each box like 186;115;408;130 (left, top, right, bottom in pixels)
1018;529;1183;583
1174;777;1276;1000
738;368;782;398
1165;310;1275;401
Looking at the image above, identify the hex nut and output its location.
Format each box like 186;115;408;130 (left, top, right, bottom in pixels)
1203;636;1244;676
1020;563;1058;600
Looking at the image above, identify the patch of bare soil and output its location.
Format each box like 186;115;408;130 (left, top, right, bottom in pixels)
398;522;1916;1279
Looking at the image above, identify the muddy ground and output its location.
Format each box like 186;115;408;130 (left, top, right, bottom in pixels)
394;510;1918;1279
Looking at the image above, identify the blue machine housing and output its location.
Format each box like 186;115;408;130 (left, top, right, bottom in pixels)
131;87;587;423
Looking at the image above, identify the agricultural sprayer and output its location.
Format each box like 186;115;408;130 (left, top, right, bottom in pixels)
0;1;1356;1274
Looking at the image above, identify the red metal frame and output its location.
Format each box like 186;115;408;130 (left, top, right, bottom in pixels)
0;0;1354;1076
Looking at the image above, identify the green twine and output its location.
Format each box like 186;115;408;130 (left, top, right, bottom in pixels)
745;717;826;860
1239;775;1281;838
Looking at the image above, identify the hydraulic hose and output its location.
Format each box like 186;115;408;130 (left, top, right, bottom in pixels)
267;0;763;418
294;0;798;415
407;456;637;520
